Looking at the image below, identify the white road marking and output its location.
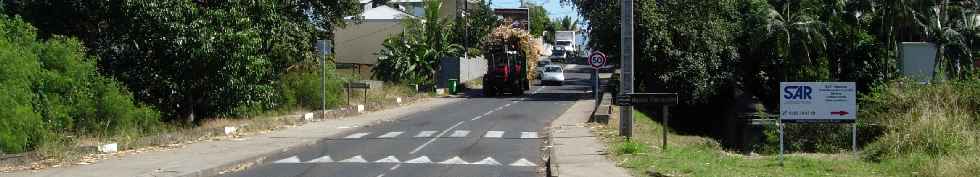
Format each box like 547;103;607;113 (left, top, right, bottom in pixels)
509;158;537;166
471;157;502;165
484;131;504;138
449;130;470;137
482;111;493;116
388;163;402;170
404;156;432;163
410;121;465;154
520;132;539;139
308;155;334;163
344;132;370;139
375;174;385;177
338;155;368;163
273;156;301;164
504;103;512;107
512;100;520;103
414;131;437;138
438;156;469;164
377;132;403;138
470;115;483;121
374;156;401;163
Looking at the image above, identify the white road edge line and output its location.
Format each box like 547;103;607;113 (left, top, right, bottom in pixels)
410;121;465;154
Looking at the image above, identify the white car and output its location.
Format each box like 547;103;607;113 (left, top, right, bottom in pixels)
536;60;552;78
540;65;565;86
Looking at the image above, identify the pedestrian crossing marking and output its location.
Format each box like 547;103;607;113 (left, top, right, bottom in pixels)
472;157;502;165
509;158;536;167
273;156;301;164
415;131;437;138
438;156;469;164
377;132;403;138
342;130;542;139
484;131;504;138
404;156;432;163
345;132;370;139
308;155;334;163
273;155;533;167
449;130;470;137
338;155;368;163
520;132;539;139
374;156;400;163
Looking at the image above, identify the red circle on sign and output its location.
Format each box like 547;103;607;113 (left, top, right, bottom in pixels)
589;51;607;68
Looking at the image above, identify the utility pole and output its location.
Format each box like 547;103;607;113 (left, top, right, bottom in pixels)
619;0;634;138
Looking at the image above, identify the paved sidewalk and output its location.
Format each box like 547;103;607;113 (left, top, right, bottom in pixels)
4;98;462;177
549;98;632;177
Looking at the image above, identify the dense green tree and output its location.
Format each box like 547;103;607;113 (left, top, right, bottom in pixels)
528;4;551;37
4;0;364;122
1;15;160;153
454;0;499;55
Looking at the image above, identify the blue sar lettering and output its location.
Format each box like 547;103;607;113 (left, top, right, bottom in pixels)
783;86;813;100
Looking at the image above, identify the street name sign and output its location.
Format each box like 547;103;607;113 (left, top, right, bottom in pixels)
779;82;857;123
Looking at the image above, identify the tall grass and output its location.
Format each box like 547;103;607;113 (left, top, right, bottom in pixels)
860;80;980;176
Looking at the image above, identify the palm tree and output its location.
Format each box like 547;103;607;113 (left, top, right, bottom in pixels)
374;0;463;85
764;0;829;81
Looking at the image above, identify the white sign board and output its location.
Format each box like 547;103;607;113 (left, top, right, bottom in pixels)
779;82;857;123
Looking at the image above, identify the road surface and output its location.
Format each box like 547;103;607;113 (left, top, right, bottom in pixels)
222;65;591;177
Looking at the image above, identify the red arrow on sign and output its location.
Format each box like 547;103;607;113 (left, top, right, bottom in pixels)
831;111;849;116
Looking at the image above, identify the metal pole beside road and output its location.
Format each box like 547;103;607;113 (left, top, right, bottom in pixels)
620;0;635;138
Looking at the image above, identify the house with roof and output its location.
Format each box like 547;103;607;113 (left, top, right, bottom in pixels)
333;0;479;79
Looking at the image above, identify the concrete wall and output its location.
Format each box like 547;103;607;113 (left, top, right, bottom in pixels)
334;21;404;65
438;56;487;88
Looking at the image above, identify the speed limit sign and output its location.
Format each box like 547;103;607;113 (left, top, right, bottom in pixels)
589;51;607;69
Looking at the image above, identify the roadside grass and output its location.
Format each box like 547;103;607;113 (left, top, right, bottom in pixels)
1;83;424;172
594;110;918;177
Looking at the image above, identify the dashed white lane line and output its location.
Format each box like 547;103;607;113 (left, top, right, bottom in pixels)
484;131;504;138
470;115;484;121
410;121;465;154
449;130;470;138
414;131;437;138
345;132;370;139
377;132;403;138
388;163;402;170
520;132;539;139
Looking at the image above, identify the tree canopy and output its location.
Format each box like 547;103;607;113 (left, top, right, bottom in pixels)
4;0;365;122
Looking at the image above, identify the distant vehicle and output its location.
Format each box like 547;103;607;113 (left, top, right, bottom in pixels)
550;49;567;63
537;60;553;78
555;31;576;54
540;65;565;86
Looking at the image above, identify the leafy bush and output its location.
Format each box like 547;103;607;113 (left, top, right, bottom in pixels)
861;80;980;161
615;139;649;155
279;65;345;111
0;15;161;153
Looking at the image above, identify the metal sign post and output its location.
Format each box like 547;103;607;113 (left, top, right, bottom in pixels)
589;51;607;103
620;0;635;138
778;82;858;166
317;40;332;119
615;93;678;150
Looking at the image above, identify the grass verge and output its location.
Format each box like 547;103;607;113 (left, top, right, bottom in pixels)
594;110;922;177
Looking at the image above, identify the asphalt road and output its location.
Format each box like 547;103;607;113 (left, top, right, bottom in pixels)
222;65;592;177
